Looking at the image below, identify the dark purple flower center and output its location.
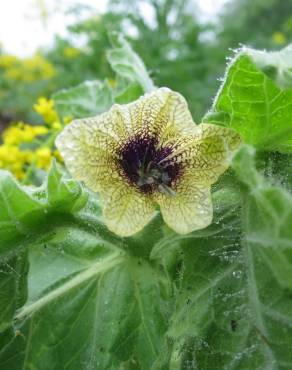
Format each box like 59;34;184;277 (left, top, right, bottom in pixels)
118;136;182;194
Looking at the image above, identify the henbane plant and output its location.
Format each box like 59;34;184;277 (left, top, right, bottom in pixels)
56;88;240;236
0;36;292;370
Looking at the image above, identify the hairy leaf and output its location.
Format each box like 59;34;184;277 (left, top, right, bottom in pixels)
107;33;154;93
53;80;113;119
1;41;292;370
0;167;172;369
204;45;292;153
164;147;292;369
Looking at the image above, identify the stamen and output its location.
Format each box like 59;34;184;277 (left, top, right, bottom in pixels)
158;184;176;197
118;136;182;194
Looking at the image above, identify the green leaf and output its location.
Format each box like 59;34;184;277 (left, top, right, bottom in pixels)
1;148;292;368
164;147;292;369
0;227;172;370
249;44;292;89
114;81;144;104
0;165;88;334
0;251;28;333
0;171;45;257
203;45;292;153
52;80;113;119
0;164;88;258
233;145;292;291
2;41;292;369
47;160;88;213
107;33;155;93
0;168;172;369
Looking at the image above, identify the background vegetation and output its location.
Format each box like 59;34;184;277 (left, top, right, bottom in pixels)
0;2;292;369
0;0;290;123
0;0;290;182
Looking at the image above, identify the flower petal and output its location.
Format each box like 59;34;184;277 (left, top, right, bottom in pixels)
56;114;157;237
156;175;213;234
56;88;196;193
101;183;157;237
56;115;121;192
161;123;241;185
118;87;195;139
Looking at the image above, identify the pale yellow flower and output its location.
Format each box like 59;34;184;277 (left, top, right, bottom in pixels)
3;54;55;82
62;47;81;59
64;116;73;125
35;147;52;169
53;149;63;163
34;97;59;124
108;78;117;88
51;121;62;130
272;32;286;45
0;144;33;179
56;88;240;236
0;54;18;68
2;123;48;145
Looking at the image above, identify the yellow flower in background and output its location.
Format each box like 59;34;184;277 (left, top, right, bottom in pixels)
62;47;81;59
64;116;73;125
2;122;48;145
0;145;32;179
53;149;63;163
272;32;286;45
33;126;49;136
34;97;59;124
2;53;55;82
108;79;117;88
12;168;26;180
23;54;55;81
0;94;63;181
56;88;240;236
51;121;62;130
4;67;22;81
2;126;24;145
35;147;53;170
0;54;18;68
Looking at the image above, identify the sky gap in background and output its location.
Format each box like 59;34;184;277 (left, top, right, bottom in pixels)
0;0;228;57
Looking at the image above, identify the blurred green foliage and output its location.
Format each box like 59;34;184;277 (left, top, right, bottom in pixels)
0;0;290;125
218;0;292;49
